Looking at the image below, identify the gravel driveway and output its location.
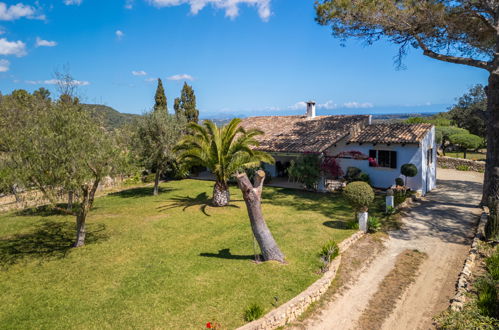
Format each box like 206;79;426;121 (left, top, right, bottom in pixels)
301;169;484;330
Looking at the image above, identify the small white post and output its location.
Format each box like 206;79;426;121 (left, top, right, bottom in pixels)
317;175;326;192
358;211;368;232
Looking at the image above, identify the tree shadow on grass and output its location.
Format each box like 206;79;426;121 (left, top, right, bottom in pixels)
323;220;350;230
0;221;108;270
16;204;79;217
158;192;240;217
199;248;256;260
108;186;176;198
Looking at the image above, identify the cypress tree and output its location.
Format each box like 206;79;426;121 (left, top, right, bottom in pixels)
175;82;199;123
154;78;167;113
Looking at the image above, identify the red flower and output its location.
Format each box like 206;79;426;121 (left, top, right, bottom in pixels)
206;322;212;329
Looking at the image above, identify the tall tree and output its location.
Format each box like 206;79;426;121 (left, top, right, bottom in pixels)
174;82;199;123
315;0;499;206
448;84;487;138
0;91;124;247
154;78;167;113
134;111;186;195
175;119;274;207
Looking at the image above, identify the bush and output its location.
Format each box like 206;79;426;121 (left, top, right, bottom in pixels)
243;303;264;322
344;167;370;184
455;164;470;171
393;188;409;206
485;247;499;281
401;164;418;183
475;277;498;317
318;240;339;273
287;154;321;190
141;173;156;183
435;302;499;329
343;181;375;212
395;177;404;187
368;216;381;233
347;219;359;230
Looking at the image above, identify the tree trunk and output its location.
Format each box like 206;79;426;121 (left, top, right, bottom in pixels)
153;170;161;196
74;178;100;248
67;191;73;211
463;149;467;159
212;181;230;207
482;69;499;206
236;170;285;263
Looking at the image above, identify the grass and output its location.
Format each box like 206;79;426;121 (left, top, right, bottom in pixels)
0;179;362;329
445;151;486;160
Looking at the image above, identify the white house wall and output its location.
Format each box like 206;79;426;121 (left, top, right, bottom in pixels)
326;129;437;194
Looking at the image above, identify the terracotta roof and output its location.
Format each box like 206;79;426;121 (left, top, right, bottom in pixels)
348;123;433;144
239;115;370;153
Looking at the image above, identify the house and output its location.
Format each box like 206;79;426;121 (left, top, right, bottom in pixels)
240;101;437;195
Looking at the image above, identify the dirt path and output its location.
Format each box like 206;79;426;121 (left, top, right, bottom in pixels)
299;169;483;330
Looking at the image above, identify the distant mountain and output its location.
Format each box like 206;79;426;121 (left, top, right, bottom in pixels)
82;104;140;130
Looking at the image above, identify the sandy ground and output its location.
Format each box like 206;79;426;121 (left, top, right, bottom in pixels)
299;169;484;330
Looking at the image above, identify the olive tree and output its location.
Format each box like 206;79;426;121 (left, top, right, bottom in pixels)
315;0;499;206
449;133;483;158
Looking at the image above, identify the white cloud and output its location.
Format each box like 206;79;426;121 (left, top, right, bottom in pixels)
36;37;57;47
342;102;374;109
167;73;194;81
145;77;157;82
26;79;90;86
64;0;83;5
147;0;271;21
0;38;27;57
132;70;147;76
115;30;124;40
0;2;43;21
0;58;9;72
288;101;307;110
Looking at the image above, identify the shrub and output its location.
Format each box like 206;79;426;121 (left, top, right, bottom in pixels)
318;240;339;273
347;219;359;230
456;164;470;171
393;188;409;206
287;154;321;190
344;167;370;183
395;177;404;187
435;302;499;329
401;163;418;186
385;206;396;216
475;277;498;318
243;303;264;322
343;181;375;212
485;247;499;281
368;216;381;233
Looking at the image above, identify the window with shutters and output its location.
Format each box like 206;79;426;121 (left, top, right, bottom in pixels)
369;150;397;168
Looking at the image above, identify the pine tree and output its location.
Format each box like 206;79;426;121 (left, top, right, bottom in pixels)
154;78;167;113
175;82;199;123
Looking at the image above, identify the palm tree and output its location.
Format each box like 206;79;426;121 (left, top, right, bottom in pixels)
175;118;274;207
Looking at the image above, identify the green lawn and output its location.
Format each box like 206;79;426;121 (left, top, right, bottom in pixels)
0;179;362;329
445;151;486;160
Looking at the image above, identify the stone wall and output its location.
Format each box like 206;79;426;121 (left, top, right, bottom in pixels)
450;211;488;311
237;231;365;330
437;156;485;172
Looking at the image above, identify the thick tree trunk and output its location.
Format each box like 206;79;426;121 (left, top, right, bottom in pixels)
153;170;161;196
482;70;499;206
212;181;230;207
463;149;467;159
236;170;285;263
74;178;100;248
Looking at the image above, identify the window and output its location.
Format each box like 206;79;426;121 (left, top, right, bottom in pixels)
369;150;397;168
427;148;433;165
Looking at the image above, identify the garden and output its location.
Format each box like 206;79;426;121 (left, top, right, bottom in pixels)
0;179;369;329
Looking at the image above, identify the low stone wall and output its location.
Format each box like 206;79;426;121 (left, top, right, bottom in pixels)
237;231;365;330
437;156;485;172
450;211;489;311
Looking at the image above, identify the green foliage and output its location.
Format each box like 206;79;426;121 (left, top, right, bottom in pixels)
175;118;274;188
344;166;370;184
153;78;167;113
485;247;499;281
367;216;381;233
455;165;471;171
401;164;418;184
318;240;339;273
449;133;483;158
82;104;140;130
134;110;186;183
287;154;321;190
174;82;199;124
243;303;264;322
385;206;396;216
405;115;451;127
347;218;359;230
393;188;410;206
435;302;499;329
343;181;374;212
436;126;470;151
448;85;487;138
395;178;404;186
475;277;498;318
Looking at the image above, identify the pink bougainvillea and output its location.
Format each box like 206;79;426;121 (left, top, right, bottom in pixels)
368;157;379;167
321;156;344;178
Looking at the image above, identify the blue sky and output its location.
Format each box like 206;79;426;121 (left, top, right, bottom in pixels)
0;0;489;118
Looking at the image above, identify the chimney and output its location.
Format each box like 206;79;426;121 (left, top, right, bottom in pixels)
306;101;316;119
